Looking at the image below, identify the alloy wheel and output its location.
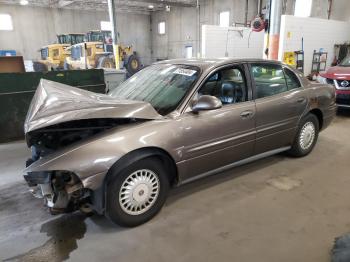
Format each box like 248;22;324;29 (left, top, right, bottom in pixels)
119;169;160;215
299;122;316;150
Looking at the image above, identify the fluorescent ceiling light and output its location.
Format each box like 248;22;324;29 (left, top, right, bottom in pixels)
20;0;29;5
148;5;154;9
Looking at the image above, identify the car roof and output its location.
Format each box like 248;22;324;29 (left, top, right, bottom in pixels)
155;58;283;70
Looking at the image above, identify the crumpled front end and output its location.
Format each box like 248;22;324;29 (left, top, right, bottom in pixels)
23;79;162;214
24;170;89;214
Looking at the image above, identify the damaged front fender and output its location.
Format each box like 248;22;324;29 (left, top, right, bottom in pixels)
24;129;125;190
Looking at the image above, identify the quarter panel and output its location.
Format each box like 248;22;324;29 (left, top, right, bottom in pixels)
254;89;308;154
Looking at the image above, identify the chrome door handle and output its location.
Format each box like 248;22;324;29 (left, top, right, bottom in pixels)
240;110;253;119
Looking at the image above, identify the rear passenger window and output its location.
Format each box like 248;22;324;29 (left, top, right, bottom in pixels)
284;68;301;90
251;64;287;99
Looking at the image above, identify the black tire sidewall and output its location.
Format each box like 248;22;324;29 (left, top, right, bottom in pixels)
126;54;140;75
291;114;319;156
106;157;169;227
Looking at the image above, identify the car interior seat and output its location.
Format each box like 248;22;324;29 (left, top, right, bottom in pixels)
220;81;244;104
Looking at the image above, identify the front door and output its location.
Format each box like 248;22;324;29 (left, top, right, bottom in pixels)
177;64;256;181
249;63;308;154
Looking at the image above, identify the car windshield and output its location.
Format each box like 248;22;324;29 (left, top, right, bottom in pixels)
339;56;350;67
109;64;200;115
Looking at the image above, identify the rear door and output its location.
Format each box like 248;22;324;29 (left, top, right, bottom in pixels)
177;63;256;181
248;62;308;154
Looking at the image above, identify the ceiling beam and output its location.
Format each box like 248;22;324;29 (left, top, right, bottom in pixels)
0;0;196;12
126;0;196;7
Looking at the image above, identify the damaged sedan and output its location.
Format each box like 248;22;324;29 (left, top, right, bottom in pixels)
24;59;336;227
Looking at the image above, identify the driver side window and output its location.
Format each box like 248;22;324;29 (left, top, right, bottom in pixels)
198;66;247;105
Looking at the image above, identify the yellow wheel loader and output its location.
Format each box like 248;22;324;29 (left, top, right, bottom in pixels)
34;33;85;72
64;42;115;70
64;30;142;75
34;44;71;71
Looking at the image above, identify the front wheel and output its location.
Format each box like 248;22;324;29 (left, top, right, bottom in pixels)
106;158;169;227
97;56;115;69
125;54;141;75
288;113;319;157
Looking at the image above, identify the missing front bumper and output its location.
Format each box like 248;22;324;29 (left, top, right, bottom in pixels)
24;171;89;214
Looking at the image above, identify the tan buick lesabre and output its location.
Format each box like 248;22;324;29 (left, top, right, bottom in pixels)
24;58;336;227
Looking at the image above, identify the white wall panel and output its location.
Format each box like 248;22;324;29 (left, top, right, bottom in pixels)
0;4;152;64
278;15;350;75
201;25;264;59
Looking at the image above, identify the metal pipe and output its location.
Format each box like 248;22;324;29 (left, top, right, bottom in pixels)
197;0;201;57
107;0;120;70
244;0;248;26
257;0;262;15
268;0;282;60
328;0;333;19
269;0;282;35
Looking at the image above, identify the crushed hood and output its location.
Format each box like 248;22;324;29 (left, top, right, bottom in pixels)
24;79;162;133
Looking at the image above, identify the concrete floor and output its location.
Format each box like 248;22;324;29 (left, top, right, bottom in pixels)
1;111;350;262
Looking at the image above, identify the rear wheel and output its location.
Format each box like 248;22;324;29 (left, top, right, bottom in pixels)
106;158;169;227
125;54;141;75
288;113;319;157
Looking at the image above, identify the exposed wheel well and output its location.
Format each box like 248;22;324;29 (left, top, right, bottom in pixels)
309;108;323;130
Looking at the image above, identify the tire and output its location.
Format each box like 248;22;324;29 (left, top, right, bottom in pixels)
125;54;141;75
97;56;115;69
288;113;319;157
106;157;169;227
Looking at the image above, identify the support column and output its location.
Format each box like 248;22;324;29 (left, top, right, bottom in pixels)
107;0;120;69
268;0;282;60
197;0;201;58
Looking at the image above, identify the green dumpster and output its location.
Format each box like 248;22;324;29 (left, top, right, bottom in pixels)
0;69;106;143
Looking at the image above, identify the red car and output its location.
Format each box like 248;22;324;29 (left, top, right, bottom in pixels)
318;56;350;108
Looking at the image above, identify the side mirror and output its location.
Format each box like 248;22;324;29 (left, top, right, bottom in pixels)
191;95;222;112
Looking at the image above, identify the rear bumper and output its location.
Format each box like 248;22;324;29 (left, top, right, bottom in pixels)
322;104;337;130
